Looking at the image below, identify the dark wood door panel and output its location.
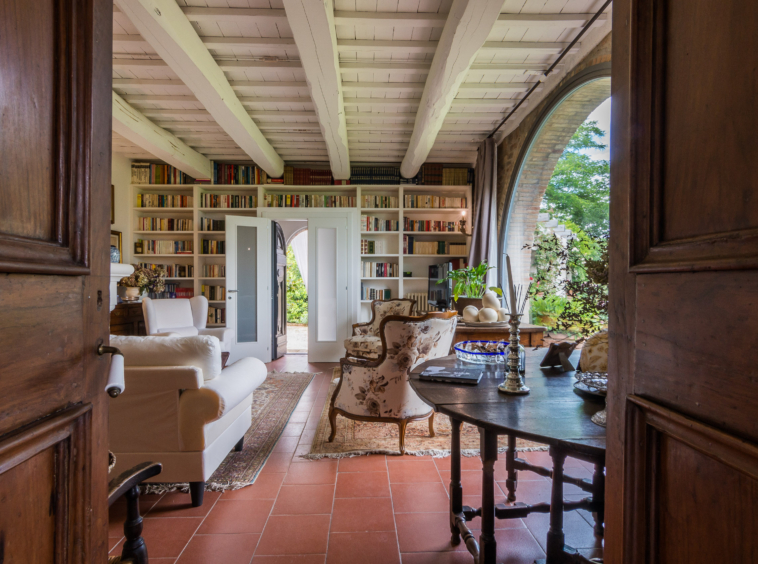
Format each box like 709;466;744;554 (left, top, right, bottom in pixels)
625;397;758;564
634;271;758;443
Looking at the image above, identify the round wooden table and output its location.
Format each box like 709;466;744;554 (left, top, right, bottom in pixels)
409;349;606;564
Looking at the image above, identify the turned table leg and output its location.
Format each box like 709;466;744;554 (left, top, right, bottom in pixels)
505;432;518;502
479;428;499;564
592;462;605;537
450;418;463;545
545;447;567;564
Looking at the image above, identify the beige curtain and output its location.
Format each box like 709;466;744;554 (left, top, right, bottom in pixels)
468;138;498;286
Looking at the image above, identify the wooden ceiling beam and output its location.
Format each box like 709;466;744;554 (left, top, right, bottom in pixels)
113;0;284;177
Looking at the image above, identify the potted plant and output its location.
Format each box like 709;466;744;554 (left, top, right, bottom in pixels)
438;262;503;314
118;265;166;301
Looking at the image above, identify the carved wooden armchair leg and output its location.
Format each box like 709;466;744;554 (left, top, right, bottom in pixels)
108;461;162;564
428;412;436;438
397;419;408;454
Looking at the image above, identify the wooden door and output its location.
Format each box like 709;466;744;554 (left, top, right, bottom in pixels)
272;222;288;359
607;0;758;562
0;0;112;561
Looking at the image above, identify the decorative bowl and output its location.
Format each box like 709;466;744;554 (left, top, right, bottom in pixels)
454;340;509;365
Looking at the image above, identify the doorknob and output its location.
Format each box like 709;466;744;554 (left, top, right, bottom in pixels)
228;290;238;293
98;344;125;398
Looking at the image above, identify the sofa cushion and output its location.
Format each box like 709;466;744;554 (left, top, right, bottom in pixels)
143;297;195;334
111;335;222;381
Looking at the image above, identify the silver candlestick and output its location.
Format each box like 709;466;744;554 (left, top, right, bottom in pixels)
498;314;530;395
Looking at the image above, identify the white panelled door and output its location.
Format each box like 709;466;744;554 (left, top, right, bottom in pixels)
308;215;349;362
225;216;272;363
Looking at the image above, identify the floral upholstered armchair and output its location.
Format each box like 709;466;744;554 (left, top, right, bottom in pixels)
330;311;458;454
344;298;416;360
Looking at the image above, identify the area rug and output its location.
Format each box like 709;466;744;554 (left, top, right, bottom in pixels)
143;370;315;494
302;368;546;459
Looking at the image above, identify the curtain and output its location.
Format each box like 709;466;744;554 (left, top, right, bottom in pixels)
291;230;309;291
468;137;498;287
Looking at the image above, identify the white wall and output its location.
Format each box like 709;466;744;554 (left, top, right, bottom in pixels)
111;154;132;263
278;219;307;246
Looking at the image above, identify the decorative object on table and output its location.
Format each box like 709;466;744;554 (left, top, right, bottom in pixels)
419;363;483;385
499;255;531;395
438;261;502;314
117;264;166;302
574;370;608;428
110;230;122;263
578;329;609;372
454;340;525;373
540;341;579;371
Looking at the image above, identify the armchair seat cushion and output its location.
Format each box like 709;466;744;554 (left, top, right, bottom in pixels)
344;335;382;358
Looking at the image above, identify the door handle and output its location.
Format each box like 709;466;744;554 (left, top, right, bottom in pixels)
98;344;125;398
228;290;238;293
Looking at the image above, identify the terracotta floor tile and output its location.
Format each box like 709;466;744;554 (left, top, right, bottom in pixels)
497;479;552;506
223;473;285;500
434;456;482;472
494;527;547;563
176;533;260;564
524;511;603;552
335;471;390;498
288;411;311;424
256;515;331;555
326;531;400;564
260;453;295;475
148;491;222;518
439;470;505;497
281;422;307;437
199;499;275;534
283;460;338;485
394;512;467;553
273;484;335;515
387;460;441;484
400;552;477;564
330;498;395;532
252;556;326;564
294;444;315;458
390;482;449;514
338;455;387;473
141;517;202;558
298;429;317;446
109;538;124;555
523;450;585;469
273;436;301;453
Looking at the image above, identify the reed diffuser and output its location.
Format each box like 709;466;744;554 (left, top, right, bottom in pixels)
499;256;530;395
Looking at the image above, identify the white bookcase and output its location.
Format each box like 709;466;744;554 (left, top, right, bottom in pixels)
128;183;472;327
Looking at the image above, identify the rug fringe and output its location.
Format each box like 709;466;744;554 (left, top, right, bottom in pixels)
298;445;548;460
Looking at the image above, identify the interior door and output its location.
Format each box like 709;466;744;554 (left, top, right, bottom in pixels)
226;216;272;363
607;1;758;562
0;0;112;560
272;222;288;360
308;215;349;362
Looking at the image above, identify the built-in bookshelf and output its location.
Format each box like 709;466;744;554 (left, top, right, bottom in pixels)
128;182;472;326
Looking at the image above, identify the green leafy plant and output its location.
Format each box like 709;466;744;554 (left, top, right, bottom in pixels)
438;261;503;302
529;294;568;330
286;245;308;324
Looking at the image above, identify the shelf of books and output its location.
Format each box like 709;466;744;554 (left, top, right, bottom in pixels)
128;161;473;326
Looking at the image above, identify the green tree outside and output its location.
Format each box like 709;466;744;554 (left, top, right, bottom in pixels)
286;245;308;324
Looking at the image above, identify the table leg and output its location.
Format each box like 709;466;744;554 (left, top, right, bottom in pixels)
545;447;567;563
505;432;518;502
592;462;605;537
449;418;463;545
479;429;499;564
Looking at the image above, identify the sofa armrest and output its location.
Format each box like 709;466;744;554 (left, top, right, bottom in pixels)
124;366;204;393
198;327;234;342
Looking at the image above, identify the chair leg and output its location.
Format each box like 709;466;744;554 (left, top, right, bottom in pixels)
120;485;148;564
398;420;408;454
234;437;244;452
328;407;338;442
189;481;205;507
428;412;436;438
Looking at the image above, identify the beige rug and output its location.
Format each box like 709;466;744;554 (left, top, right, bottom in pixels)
303;368;546;459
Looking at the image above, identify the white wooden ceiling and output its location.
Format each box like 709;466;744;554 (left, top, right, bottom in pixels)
112;0;609;177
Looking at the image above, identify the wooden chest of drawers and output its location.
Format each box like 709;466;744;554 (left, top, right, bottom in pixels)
110;302;146;336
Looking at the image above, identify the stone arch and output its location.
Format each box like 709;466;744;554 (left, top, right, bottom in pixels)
500;66;611;298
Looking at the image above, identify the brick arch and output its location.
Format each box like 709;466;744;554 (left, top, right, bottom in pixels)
502;77;611;298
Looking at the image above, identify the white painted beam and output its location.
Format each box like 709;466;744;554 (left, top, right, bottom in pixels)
497;13;607;27
400;0;505;178
331;11;605;28
139;108;317;119
181;7;285;23
113;0;284;177
124;94;199;103
114;34;298;51
336;38;571;55
480;41;571;54
113;58;302;72
281;0;350;178
344;82;530;94
112;91;211;179
114;78;308;90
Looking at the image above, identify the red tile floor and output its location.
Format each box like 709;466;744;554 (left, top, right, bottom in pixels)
109;355;603;563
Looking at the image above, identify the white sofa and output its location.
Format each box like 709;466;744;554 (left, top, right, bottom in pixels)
108;334;266;506
142;296;235;353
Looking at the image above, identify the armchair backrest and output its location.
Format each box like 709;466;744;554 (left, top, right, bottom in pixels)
366;299;416;336
378;310;458;371
110;334;222;381
142;296;209;334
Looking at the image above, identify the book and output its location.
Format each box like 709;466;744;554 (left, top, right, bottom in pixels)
418;364;483;385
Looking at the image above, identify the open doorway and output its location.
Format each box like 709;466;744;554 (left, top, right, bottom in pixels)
286;229;308;354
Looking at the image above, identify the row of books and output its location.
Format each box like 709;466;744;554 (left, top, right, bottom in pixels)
201;285;226;301
146;285;194;299
138;262;194;278
208;306;226;325
136;194;193;208
135;240;193;255
263;194;356;208
199;194;257;209
403;195;467;209
403;237;467;255
201;239;225;255
404;218;461;232
350;166;402;185
200;218;225;232
131;163;195;185
361;195;399;209
361;286;392;300
137;218;193;232
212;163;268;185
361;262;400;278
360;239;389;255
202;264;225;278
362;216;400;232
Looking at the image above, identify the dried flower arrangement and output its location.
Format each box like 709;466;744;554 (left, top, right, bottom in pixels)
118;265;167;294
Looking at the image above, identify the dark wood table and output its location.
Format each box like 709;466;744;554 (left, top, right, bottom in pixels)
409;349;606;564
454;322;546;348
